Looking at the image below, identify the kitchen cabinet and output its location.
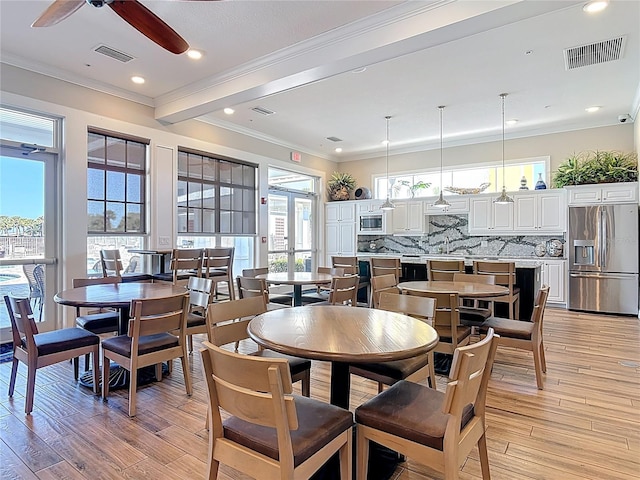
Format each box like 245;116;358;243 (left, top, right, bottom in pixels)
514;190;566;233
392;200;424;234
325;202;356;265
357;200;384;214
541;259;566;304
424;196;469;214
566;182;639;205
356;200;392;234
468;195;513;235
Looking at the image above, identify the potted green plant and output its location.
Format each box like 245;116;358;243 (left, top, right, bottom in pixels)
327;172;357;201
553;151;638;187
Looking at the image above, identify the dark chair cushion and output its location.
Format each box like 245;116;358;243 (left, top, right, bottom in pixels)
355;380;474;451
28;328;99;356
458;306;492;327
350;353;431;383
254;350;311;377
223;395;353;467
120;273;154;283
187;311;206;328
151;272;194;283
434;325;472;344
102;333;179;357
76;311;119;334
481;317;533;340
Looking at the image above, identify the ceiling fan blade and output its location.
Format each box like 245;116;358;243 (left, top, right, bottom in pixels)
32;0;85;27
108;0;189;54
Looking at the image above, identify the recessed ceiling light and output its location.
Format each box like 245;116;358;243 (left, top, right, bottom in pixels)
585;106;601;113
506;119;518;125
187;49;203;60
583;1;608;13
223;107;235;115
131;76;145;84
335;147;343;153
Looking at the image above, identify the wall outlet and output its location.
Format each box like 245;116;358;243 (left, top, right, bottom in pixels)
158;236;171;247
481;240;488;248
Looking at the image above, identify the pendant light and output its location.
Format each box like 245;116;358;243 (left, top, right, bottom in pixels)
380;115;395;211
433;105;450;209
494;93;514;204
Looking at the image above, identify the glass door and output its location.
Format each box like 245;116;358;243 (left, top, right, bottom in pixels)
1;108;60;340
267;189;316;273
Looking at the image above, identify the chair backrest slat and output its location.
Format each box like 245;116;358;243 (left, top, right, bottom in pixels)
236;276;270;303
242;267;268;278
128;294;189;338
203;247;234;275
317;266;346;276
331;256;358;275
473;261;515;289
73;276;121;288
371;274;399;308
378;292;435;324
427;259;465;281
328;275;359;305
207;296;267;348
100;249;124;278
4;295;38;349
452;273;496;285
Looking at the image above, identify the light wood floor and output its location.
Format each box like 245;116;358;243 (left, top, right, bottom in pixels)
1;306;639;479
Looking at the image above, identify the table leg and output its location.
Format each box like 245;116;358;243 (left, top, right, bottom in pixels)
330;361;351;409
292;284;303;307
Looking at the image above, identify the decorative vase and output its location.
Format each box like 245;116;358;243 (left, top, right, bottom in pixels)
519;176;529;190
535;173;547;190
330;186;350;201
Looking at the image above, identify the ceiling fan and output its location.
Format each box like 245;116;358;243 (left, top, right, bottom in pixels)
32;0;202;54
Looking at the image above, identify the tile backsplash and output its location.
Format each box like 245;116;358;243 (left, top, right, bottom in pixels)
358;214;565;257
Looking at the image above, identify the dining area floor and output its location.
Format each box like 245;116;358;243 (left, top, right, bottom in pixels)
0;306;639;480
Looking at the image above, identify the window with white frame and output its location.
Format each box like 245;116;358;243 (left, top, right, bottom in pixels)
374;158;548;199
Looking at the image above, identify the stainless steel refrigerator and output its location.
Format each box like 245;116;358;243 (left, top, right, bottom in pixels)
568;204;639;315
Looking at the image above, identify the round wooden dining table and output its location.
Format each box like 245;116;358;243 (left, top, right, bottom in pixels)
256;271;333;307
248;305;439;409
398;280;509;298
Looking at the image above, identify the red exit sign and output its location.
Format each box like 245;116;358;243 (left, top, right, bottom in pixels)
290;151;302;163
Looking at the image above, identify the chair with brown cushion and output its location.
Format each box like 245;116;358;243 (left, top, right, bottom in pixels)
370;273;399;309
302;266;346;303
426;259;464;281
332;255;369;305
355;328;499;480
369;257;402;282
207;296;311;397
200;339;353;480
407;290;472;355
202;247;235;300
236;276;288;311
350;292;437;392
73;276;121;369
452;272;496;327
482;285;550;389
184;276;214;353
101;293;192;417
312;274;359;306
242;267;293;305
473;260;520;319
4;294;100;414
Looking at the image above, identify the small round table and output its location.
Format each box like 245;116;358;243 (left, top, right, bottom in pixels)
398;280;509;298
248;305;439;409
256;272;333;307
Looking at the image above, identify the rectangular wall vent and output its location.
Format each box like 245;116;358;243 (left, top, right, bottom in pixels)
326;136;343;142
564;36;625;70
93;44;135;63
251;106;275;116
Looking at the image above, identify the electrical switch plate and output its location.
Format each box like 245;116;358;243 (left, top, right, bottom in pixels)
159;236;171;247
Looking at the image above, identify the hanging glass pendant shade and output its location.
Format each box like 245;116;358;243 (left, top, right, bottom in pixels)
381;115;394;210
433;105;450;209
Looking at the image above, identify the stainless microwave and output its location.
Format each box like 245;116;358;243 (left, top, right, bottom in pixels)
359;214;384;232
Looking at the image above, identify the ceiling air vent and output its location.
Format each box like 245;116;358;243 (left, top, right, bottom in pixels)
564;36;625;70
93;44;135;63
326;136;343;142
251;106;275;116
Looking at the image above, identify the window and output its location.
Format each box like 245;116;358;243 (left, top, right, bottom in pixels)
87;129;147;233
177;149;257;234
374;157;548;199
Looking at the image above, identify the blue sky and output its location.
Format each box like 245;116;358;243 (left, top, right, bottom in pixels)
0;156;44;218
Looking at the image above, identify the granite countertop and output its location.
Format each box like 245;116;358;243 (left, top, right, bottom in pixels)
356;252;565;268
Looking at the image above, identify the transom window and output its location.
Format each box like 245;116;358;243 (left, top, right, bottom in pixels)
177;149;257;234
87;129;147;233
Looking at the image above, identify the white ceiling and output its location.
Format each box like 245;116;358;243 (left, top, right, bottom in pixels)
1;0;638;162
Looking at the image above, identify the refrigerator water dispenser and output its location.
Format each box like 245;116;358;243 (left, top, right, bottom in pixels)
572;240;594;266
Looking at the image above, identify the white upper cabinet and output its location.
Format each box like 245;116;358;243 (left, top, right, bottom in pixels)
325;201;356;223
514;190;566;233
392;200;424;234
357;200;384;214
325;202;356;265
424;196;470;214
468;195;514;235
566;182;639;205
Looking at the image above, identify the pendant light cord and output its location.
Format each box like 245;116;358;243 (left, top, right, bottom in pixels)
439;106;444;190
501;93;507;188
385;115;391;199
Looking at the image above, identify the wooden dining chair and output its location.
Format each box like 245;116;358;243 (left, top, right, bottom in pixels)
312;274;359;306
200;340;353;480
184;276;214;352
207;296;311;396
202;247;235;300
349;291;437;392
482;285;550;389
73;276;121;369
370;273;399;309
101;293;191;417
302;266;346;303
407;290;472;355
100;249;149;281
452;272;496;327
426;259;464;281
473;260;520;319
369;257;402;282
332;255;369;305
4;294;100;414
355;328;498;480
236;276;288;310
